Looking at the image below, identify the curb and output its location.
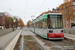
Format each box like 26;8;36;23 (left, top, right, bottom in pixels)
5;30;22;50
64;36;75;40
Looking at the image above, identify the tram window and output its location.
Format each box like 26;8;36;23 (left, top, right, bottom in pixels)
36;22;37;28
38;21;40;28
36;22;39;28
41;19;47;29
48;15;63;29
38;22;40;28
40;20;43;28
32;23;34;28
40;22;42;28
43;21;47;29
31;24;32;28
39;21;42;28
37;22;38;28
32;24;33;28
35;23;36;28
39;22;40;28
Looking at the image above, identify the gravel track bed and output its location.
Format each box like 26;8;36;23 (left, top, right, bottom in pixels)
14;35;22;50
24;35;44;50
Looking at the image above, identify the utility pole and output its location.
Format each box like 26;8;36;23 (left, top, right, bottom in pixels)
31;15;35;33
13;18;16;31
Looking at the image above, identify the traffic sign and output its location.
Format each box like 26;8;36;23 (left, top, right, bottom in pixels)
13;19;16;22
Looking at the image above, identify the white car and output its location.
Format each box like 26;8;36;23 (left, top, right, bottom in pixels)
17;27;21;29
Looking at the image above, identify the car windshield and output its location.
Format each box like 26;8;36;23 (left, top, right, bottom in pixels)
48;15;63;29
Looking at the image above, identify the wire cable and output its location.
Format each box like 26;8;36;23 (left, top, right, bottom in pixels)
8;0;14;10
35;0;46;14
25;0;28;13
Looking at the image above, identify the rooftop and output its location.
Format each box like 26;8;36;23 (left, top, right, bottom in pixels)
0;12;4;17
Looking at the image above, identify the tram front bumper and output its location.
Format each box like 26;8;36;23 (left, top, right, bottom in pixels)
48;33;64;38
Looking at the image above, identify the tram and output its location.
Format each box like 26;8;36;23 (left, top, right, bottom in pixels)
30;13;64;40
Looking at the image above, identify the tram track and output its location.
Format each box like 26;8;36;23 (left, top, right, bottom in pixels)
29;29;75;50
48;40;75;50
28;31;47;50
35;34;75;50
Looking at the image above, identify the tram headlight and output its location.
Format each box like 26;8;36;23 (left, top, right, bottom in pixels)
49;30;53;33
61;30;63;32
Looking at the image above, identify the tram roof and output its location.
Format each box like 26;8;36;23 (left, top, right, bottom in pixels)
30;13;62;24
48;13;62;15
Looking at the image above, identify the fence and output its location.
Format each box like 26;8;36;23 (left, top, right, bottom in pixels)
0;28;16;36
64;28;75;34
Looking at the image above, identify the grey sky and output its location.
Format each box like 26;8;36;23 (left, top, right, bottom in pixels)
0;0;64;25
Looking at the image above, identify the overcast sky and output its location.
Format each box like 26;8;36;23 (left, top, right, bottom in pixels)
0;0;64;25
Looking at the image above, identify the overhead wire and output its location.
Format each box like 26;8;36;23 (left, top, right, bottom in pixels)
34;0;46;14
8;0;14;10
24;0;28;25
25;0;28;13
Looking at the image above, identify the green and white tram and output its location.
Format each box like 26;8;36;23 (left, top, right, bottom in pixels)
30;13;64;40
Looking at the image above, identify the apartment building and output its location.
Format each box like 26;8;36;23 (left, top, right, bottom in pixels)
52;0;75;28
0;12;5;26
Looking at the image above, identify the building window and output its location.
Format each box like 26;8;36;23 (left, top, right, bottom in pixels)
73;2;75;5
74;12;75;15
67;24;68;26
67;20;68;21
74;7;75;9
74;18;75;21
71;19;73;21
3;22;5;24
73;0;75;2
3;19;5;20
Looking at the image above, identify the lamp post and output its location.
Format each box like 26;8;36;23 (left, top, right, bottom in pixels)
13;18;16;31
31;15;35;21
31;15;35;33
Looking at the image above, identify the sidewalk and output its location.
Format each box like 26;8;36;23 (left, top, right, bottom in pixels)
64;33;75;40
0;30;21;50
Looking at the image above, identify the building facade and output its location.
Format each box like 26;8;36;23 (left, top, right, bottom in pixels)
0;12;5;26
64;0;75;28
53;0;75;28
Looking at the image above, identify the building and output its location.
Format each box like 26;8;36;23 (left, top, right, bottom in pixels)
0;12;5;26
55;0;75;28
51;8;59;13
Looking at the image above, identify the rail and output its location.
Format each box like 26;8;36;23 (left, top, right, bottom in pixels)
28;31;47;50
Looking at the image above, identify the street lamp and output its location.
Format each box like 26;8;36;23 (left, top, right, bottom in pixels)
31;15;35;21
31;15;35;33
13;18;16;31
24;17;26;27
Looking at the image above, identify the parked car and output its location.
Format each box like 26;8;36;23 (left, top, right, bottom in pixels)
17;27;21;29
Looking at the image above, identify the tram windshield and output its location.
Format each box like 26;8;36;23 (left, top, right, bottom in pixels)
48;15;63;29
